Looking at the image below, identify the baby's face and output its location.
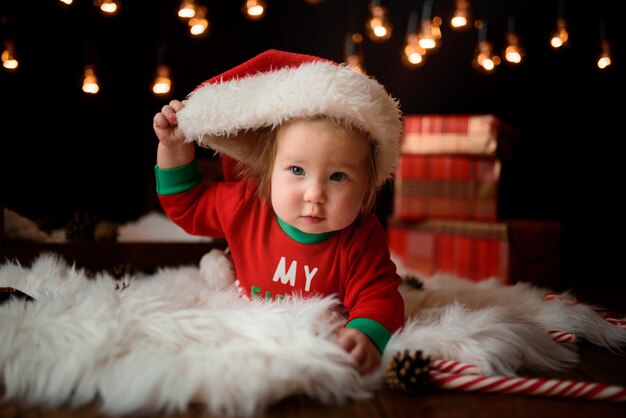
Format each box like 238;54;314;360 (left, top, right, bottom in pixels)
270;119;369;234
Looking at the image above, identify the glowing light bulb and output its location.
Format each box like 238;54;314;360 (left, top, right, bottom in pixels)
550;18;568;48
94;0;120;16
243;0;266;21
1;41;19;70
152;65;172;95
402;34;425;68
450;0;471;30
178;0;196;19
189;6;209;36
366;4;392;42
597;40;612;70
504;33;524;64
82;65;99;94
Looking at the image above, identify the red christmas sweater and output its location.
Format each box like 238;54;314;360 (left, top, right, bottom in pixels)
155;162;405;353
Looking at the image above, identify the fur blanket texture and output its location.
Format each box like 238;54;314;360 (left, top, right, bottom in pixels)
1;251;625;417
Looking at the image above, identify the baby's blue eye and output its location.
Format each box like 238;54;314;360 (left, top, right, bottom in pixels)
290;166;304;175
330;172;346;181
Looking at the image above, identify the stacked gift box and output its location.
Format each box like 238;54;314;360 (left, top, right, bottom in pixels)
388;114;561;287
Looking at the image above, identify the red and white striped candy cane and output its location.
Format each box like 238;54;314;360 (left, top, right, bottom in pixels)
430;359;481;375
430;372;626;401
604;317;626;328
548;330;577;343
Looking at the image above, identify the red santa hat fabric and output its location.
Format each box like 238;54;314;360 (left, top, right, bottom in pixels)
176;49;403;187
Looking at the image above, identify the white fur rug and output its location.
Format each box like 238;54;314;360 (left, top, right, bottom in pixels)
1;251;625;417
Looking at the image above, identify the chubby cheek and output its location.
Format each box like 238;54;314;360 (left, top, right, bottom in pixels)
270;175;300;220
331;193;363;228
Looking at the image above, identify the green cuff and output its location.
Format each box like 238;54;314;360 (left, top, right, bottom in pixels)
155;162;202;195
346;318;392;354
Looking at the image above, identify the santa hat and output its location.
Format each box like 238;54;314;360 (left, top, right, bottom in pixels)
176;49;403;186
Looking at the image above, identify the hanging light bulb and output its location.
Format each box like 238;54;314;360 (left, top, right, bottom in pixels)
365;0;392;42
344;32;365;74
1;40;19;71
504;33;524;64
189;6;209;36
597;40;611;70
473;20;499;73
402;11;425;68
94;0;121;16
503;15;524;64
58;0;73;5
450;0;471;30
549;0;568;48
431;16;443;42
418;0;438;51
82;65;100;94
597;21;612;70
403;34;426;68
152;65;172;95
178;0;196;19
550;18;568;48
242;0;266;21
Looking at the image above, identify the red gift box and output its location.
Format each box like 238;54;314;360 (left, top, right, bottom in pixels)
387;218;561;287
402;114;517;159
394;155;500;221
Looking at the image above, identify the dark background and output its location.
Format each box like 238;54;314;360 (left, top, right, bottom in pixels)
1;1;624;302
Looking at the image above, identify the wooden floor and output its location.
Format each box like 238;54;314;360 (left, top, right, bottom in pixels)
1;341;625;418
1;242;625;418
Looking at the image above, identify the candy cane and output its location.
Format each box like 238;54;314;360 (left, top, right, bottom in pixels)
430;359;481;375
548;330;577;343
604;317;626;329
544;293;578;305
430;372;626;401
544;294;626;329
385;350;626;402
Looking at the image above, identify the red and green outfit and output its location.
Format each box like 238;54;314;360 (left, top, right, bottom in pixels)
156;162;404;353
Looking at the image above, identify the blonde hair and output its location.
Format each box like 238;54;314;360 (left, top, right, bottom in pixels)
235;117;380;214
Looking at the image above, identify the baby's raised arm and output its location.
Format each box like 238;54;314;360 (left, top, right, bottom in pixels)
153;99;195;169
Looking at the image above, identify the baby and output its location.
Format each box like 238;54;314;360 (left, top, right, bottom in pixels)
153;49;404;374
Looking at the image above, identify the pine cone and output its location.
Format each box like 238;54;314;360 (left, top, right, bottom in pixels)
65;210;99;242
94;220;119;242
108;262;137;280
403;274;424;290
385;349;432;393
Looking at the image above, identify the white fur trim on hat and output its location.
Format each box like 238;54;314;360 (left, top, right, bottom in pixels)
177;49;403;186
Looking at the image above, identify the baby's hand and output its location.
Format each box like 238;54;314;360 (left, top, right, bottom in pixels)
337;327;381;375
153;99;186;147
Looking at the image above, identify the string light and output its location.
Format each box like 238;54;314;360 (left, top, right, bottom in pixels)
94;0;121;16
549;0;568;48
344;32;365;74
402;10;425;68
177;0;197;19
152;44;172;95
418;0;438;51
596;21;612;70
473;19;499;73
366;0;392;42
82;65;100;94
189;6;209;36
503;14;524;64
28;2;621;93
242;0;266;21
152;65;172;95
1;40;19;71
450;0;471;30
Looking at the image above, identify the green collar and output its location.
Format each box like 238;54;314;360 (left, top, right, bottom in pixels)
276;216;336;244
